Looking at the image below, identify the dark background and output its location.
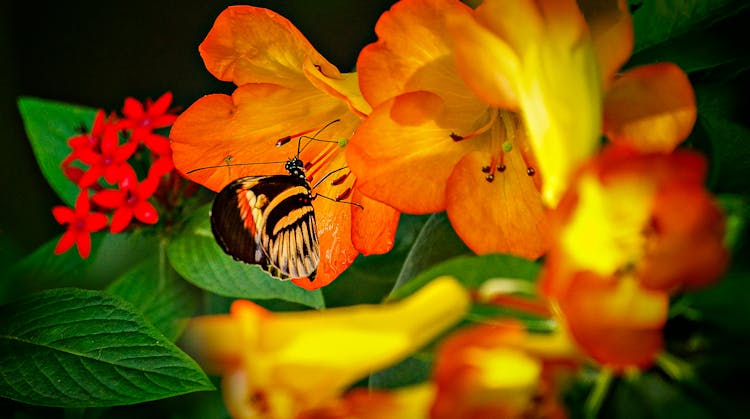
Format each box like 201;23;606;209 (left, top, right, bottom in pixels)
0;1;398;259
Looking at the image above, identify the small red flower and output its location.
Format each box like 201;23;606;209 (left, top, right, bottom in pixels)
121;92;178;141
77;125;138;187
52;191;108;258
93;177;160;233
63;110;113;167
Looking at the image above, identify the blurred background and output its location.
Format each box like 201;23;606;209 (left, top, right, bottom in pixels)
0;0;397;261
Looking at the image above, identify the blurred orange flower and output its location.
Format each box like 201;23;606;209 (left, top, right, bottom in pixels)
170;6;399;289
431;321;576;419
541;146;728;371
447;0;696;205
347;0;547;259
182;277;469;419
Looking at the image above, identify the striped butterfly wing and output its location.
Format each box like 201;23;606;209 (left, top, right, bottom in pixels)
210;175;320;281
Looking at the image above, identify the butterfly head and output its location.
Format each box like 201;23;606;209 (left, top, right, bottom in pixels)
285;157;306;179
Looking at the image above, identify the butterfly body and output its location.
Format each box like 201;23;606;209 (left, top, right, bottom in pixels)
210;157;320;281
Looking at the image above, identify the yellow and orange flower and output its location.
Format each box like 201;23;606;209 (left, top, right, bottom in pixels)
181;276;470;419
430;321;577;419
541;146;728;371
447;0;697;205
170;6;399;289
296;319;579;419
347;0;548;259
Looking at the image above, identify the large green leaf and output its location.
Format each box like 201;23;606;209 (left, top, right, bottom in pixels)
107;256;200;341
1;232;157;305
166;205;324;309
0;288;213;407
17;97;98;206
369;356;432;390
323;214;430;307
630;0;747;53
390;253;541;300
392;212;472;291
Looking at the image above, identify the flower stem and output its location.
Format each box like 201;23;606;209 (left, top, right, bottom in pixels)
584;367;613;419
158;236;169;292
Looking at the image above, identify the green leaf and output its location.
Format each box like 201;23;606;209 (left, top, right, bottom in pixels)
166;205;324;309
390;253;541;300
603;373;715;419
392;212;472;291
17;97;98;206
323;214;430;307
369;356;431;390
0;288;213;407
0;232;158;305
630;0;748;53
107;255;200;341
699;113;750;194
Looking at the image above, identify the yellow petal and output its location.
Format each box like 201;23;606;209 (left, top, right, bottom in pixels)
561;173;654;276
302;59;372;118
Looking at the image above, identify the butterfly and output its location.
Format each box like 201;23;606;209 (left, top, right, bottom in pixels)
209;156;320;281
203;121;355;282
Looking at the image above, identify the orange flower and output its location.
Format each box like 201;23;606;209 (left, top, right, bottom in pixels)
431;321;576;419
541;146;728;371
347;0;547;259
447;0;696;205
170;6;399;289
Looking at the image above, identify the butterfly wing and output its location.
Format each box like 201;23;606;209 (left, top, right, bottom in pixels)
210;175;320;281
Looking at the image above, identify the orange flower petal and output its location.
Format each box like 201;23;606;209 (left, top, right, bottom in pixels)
302;59;371;119
603;63;697;152
559;272;668;371
199;5;335;88
446;7;520;110
640;182;728;291
351;187;400;256
181;314;244;374
445;151;547;259
578;0;633;87
171;84;355;192
346;91;480;214
357;0;473;108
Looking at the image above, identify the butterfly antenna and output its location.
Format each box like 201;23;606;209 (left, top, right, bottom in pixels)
313;193;364;209
186;160;287;174
298;119;342;155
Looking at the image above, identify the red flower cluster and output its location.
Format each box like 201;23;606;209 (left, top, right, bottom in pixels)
54;92;181;258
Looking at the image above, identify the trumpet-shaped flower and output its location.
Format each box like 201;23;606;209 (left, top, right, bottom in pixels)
170;6;399;289
181;276;470;419
541;146;728;370
431;321;575;419
447;0;696;206
347;0;547;259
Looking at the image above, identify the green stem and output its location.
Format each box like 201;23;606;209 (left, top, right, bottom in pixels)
657;352;693;382
158;237;169;292
584;368;613;419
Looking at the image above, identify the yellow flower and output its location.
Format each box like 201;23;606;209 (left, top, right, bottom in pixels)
448;0;696;206
181;277;469;418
